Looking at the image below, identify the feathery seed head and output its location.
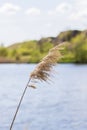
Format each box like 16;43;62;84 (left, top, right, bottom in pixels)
30;44;63;84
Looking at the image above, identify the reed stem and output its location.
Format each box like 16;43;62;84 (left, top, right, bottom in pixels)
10;78;31;130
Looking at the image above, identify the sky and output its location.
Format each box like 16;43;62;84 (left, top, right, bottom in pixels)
0;0;87;46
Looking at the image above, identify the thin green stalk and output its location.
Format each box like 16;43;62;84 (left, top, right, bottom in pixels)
10;78;31;130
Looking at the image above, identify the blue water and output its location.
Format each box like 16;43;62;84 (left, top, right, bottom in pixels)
0;64;87;130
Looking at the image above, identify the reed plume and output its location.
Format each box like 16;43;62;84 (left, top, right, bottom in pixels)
9;43;63;130
30;44;62;84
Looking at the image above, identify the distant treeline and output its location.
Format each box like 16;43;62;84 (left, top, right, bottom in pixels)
0;30;87;63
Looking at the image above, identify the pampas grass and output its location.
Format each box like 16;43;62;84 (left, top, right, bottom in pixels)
9;43;63;130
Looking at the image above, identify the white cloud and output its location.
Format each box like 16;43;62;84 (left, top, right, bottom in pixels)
75;0;87;7
71;10;87;20
70;0;87;20
56;3;71;13
0;3;21;15
25;8;41;15
48;3;71;15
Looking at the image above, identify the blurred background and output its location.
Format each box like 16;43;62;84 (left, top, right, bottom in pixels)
0;0;87;130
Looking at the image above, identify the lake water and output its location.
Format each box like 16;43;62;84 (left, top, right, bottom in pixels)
0;64;87;130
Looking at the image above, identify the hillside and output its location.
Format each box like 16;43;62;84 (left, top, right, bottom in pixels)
0;29;87;63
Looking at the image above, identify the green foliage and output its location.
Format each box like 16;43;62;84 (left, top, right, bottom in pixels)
0;47;8;57
29;50;41;63
39;42;53;53
58;31;73;41
11;49;17;56
0;31;87;63
59;33;87;63
71;34;87;63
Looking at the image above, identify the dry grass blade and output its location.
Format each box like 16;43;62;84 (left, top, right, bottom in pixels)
29;85;36;89
30;44;62;83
